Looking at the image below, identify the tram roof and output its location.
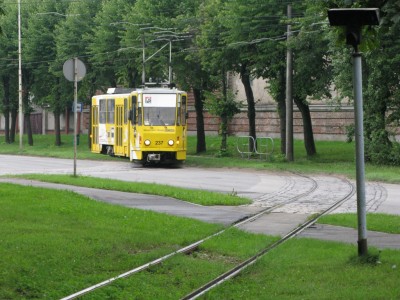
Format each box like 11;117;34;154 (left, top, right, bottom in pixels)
103;86;185;96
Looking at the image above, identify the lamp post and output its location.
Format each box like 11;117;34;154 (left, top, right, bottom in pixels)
328;8;380;257
18;0;23;150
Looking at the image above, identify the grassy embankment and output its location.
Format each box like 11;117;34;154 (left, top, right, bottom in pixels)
1;133;400;182
1;183;399;299
1;134;399;298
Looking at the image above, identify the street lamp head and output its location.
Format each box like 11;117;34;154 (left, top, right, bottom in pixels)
328;8;380;50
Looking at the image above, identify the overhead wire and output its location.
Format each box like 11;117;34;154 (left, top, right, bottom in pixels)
0;1;328;70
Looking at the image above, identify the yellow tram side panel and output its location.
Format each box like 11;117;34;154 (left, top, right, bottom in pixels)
174;125;187;160
91;96;101;153
91;94;131;158
113;96;130;158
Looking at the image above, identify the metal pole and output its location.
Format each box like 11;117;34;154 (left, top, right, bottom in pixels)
352;52;368;256
73;58;78;177
168;39;172;84
285;4;294;161
142;34;146;85
18;0;23;150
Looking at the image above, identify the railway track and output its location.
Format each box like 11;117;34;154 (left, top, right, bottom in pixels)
181;176;356;299
60;174;354;300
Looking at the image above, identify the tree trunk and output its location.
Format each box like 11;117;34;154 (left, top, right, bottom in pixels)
23;90;33;146
51;77;62;146
294;96;316;156
193;87;206;153
127;66;139;88
276;69;286;154
24;113;33;146
10;107;17;143
240;63;256;152
220;69;228;152
2;76;11;143
54;111;62;146
220;114;228;151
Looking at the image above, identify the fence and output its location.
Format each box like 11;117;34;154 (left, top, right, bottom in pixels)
236;136;274;159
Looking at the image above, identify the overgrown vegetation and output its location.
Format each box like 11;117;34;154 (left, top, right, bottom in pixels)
1;183;399;299
319;213;400;234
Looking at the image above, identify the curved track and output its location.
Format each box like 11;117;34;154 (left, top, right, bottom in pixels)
181;176;356;300
60;173;354;299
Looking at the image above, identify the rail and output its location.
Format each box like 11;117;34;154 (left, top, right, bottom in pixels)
236;136;274;159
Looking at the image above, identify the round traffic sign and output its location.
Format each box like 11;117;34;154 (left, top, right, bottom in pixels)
63;58;86;82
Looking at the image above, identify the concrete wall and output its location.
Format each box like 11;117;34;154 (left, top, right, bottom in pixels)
187;102;355;141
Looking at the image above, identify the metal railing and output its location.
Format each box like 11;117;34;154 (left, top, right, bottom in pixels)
236;136;274;159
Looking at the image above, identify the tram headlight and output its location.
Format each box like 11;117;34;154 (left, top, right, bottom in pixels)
144;139;151;146
168;139;174;146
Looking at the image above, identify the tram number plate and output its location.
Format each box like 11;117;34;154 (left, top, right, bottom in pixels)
155;141;163;145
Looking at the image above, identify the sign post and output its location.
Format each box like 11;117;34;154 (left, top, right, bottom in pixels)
63;58;86;176
328;8;379;256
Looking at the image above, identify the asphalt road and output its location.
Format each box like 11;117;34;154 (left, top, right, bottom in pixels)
1;154;399;216
1;154;399;249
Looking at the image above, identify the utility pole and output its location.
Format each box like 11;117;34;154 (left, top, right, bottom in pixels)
285;4;294;161
18;0;23;150
142;34;146;85
168;39;172;83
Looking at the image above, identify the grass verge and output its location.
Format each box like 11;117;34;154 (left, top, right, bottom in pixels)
319;213;400;234
204;238;400;299
11;174;251;206
1;183;399;299
0;183;271;299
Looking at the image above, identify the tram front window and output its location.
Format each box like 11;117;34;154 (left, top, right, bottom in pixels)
144;107;176;126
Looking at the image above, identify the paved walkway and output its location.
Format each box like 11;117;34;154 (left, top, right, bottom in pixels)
2;178;399;250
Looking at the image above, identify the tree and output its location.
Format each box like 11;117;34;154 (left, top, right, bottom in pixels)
0;1;25;144
87;0;137;90
51;0;101;144
196;0;243;154
362;0;400;164
25;0;69;145
204;80;241;154
123;0;214;153
290;1;334;156
245;1;287;154
219;0;262;152
326;0;400;164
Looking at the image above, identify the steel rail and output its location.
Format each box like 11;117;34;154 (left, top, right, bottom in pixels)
60;173;319;299
181;178;355;300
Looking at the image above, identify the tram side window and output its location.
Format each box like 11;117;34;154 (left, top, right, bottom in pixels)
99;99;106;124
181;95;187;125
177;96;181;126
137;97;142;126
124;98;128;124
107;99;115;124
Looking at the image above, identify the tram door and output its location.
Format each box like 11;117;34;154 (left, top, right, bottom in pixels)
114;97;129;157
114;99;124;156
91;104;101;153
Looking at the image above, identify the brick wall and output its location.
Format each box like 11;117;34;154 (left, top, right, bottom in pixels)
187;102;355;141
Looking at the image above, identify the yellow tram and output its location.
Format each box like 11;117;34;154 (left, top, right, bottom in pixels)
91;87;188;164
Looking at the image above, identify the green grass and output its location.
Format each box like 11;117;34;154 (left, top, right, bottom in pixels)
0;183;273;299
319;213;400;234
2;183;399;299
2;133;400;183
205;238;400;299
0;134;113;160
1;133;400;298
13;174;251;206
